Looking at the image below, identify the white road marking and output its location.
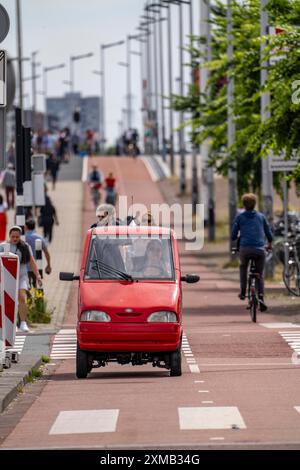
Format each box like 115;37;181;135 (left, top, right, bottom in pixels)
261;323;300;329
81;156;89;182
6;335;26;355
198;390;209;393
202;401;214;404
210;437;225;441
178;407;246;430
189;365;200;373
49;409;119;435
194;380;204;383
295;407;300;415
279;332;300;356
51;329;77;359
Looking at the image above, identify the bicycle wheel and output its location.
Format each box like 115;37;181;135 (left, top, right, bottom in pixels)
250;294;257;323
283;263;300;296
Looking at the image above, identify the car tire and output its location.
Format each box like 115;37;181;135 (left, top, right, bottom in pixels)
76;343;89;379
170;348;182;377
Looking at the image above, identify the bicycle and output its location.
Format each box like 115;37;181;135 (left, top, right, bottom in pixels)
232;247;267;323
246;256;260;323
282;236;300;296
90;183;101;209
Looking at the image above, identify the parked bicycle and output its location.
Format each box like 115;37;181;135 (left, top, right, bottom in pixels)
283;236;300;296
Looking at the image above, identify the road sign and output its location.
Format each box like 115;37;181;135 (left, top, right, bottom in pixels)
269;156;299;172
0;5;10;43
0;50;6;107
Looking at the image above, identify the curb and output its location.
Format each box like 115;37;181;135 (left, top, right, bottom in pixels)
0;355;43;413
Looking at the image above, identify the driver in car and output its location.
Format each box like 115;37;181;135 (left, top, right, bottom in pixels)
142;240;168;278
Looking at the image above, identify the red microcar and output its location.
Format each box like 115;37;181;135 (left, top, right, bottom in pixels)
60;226;200;378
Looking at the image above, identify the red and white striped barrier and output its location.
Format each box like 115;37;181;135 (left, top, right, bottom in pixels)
0;247;20;369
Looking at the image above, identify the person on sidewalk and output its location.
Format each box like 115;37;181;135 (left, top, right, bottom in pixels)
0;194;8;242
0;226;43;332
25;219;52;287
231;193;273;312
1;163;16;209
38;190;59;243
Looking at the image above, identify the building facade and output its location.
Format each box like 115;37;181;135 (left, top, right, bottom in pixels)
46;92;101;139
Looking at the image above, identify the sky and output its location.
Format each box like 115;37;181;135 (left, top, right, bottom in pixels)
0;0;200;145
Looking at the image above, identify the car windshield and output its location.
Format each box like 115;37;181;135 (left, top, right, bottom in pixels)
85;234;175;281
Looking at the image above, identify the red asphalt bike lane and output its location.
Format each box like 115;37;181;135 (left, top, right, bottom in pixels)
1;156;300;450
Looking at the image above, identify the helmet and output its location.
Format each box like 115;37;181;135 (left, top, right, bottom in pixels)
95;203;116;226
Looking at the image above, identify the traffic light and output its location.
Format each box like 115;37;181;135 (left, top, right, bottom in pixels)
73;108;81;123
23;126;33;182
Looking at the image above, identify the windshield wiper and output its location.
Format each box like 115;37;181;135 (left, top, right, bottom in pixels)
91;258;133;282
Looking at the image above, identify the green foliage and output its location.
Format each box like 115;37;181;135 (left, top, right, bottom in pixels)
171;0;300;197
26;288;52;324
41;355;50;364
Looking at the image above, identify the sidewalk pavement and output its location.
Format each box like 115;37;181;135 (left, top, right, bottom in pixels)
0;156;83;412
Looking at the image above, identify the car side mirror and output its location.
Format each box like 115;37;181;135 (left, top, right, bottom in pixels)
59;272;80;281
181;274;200;284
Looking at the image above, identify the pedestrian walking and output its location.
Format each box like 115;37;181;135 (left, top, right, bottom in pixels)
46;153;60;190
25;219;52;287
0;194;8;242
38;191;59;243
0;226;42;332
1;163;16;209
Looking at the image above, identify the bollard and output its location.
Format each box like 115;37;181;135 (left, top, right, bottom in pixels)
0;250;20;368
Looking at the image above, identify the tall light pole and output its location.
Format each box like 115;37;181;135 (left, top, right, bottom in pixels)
100;40;125;153
227;0;237;254
162;0;175;174
137;21;153;154
69;52;93;93
16;0;23;111
200;0;215;240
31;50;39;131
260;0;273;222
260;0;273;276
43;63;65;129
164;0;189;193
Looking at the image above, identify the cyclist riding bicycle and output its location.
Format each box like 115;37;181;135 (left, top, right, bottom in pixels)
231;193;273;312
88;165;103;208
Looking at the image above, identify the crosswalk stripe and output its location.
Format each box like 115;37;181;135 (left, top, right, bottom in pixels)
6;335;26;354
280;332;300;356
50;329;77;359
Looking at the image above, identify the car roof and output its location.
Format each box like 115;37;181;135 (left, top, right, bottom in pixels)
90;226;174;237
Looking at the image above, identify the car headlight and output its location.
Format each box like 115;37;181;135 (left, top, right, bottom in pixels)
81;311;111;322
147;311;177;323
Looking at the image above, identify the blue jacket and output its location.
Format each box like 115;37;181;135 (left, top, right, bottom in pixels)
231;210;273;249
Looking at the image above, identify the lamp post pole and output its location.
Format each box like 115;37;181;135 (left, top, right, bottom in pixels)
227;0;237;254
43;63;66;130
100;40;125;153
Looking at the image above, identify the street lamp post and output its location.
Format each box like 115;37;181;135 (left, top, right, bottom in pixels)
31;50;39;131
260;0;273;276
69;52;94;93
16;0;23;111
43;63;65;129
100;40;125;153
227;0;237;255
137;24;154;155
200;0;215;241
164;0;189;194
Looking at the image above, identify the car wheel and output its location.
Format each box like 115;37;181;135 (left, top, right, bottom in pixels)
76;343;89;379
170;348;182;377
